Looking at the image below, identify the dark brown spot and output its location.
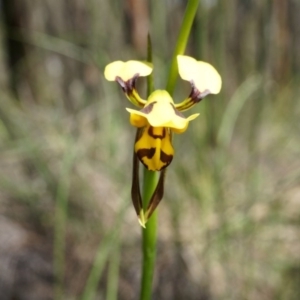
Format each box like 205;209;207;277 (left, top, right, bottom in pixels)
136;148;156;160
160;151;173;165
148;127;166;139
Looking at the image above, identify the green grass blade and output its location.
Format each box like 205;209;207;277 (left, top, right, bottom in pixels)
166;0;200;95
217;74;262;148
54;140;77;300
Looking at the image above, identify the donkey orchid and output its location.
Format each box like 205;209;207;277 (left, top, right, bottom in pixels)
104;55;221;226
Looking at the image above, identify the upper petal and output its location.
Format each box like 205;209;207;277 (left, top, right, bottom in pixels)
104;60;153;82
126;90;199;132
145;90;176;127
177;55;222;94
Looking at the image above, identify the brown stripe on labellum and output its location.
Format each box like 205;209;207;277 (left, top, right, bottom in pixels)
136;148;156;160
160;150;173;165
148;126;166;139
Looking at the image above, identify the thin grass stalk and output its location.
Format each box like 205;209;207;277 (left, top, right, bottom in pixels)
54;143;77;300
106;232;121;300
166;0;200;95
80;201;127;300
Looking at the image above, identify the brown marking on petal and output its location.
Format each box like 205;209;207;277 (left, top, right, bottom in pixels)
189;80;211;102
115;73;140;94
140;101;156;114
136;147;156;170
127;73;140;91
136;147;156;160
160;150;173;166
115;76;127;92
148;126;165;139
170;103;185;118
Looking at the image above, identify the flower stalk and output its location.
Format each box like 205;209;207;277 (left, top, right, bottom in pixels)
140;1;201;299
140;35;158;299
140;167;158;300
103;0;222;298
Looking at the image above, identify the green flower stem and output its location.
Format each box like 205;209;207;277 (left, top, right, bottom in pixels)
140;34;158;300
140;2;199;298
140;169;158;300
166;0;200;95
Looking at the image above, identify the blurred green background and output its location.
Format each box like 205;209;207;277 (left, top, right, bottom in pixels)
0;0;299;299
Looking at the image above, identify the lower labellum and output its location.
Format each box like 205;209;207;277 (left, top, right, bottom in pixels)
135;125;173;172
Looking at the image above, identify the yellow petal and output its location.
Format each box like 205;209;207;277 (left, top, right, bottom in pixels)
104;60;153;81
177;55;222;94
127;110;148;127
145;90;176;126
171;113;199;133
127;90;199;132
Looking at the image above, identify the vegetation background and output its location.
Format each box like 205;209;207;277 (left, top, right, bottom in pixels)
0;0;299;299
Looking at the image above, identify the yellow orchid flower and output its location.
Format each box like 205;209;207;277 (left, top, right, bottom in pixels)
126;90;199;171
104;60;153;107
104;60;153;82
176;55;222;111
177;55;221;94
104;55;221;225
